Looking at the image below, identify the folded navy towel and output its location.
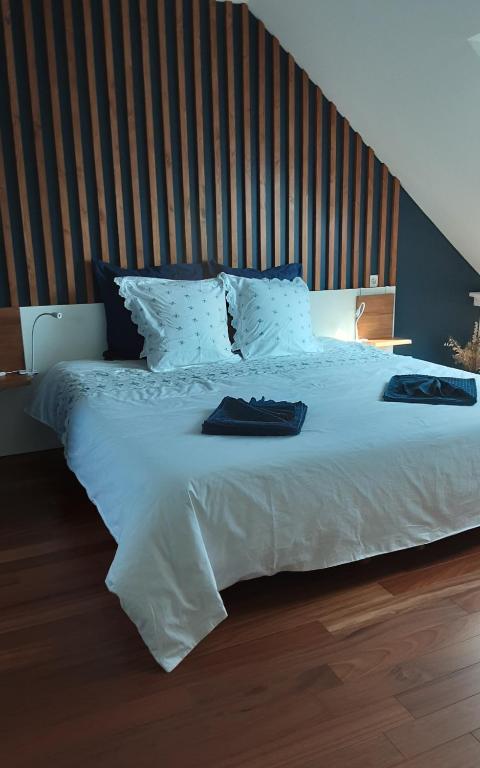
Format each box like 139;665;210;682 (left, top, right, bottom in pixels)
383;374;477;406
202;396;308;436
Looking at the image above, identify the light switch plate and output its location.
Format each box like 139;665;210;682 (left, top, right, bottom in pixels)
369;274;379;288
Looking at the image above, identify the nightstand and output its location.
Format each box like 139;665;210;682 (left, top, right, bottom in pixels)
364;338;412;349
0;373;33;392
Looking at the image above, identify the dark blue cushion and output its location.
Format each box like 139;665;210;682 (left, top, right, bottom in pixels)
206;261;302;281
94;261;205;360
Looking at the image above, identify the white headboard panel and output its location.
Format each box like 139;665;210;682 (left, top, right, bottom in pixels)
0;287;395;457
310;286;395;342
20;303;107;374
18;286;395;374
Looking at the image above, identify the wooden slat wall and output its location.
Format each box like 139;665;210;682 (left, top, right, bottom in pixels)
257;19;266;271
139;0;160;265
272;38;280;267
0;0;400;308
64;0;94;300
122;0;144;269
83;0;108;267
1;0;38;305
102;0;127;270
301;71;309;280
158;0;176;265
313;89;322;291
352;134;362;289
340;118;350;289
287;54;295;266
364;147;375;289
241;4;252;269
192;0;207;262
175;0;192;264
225;2;237;269
23;0;56;303
327;104;337;290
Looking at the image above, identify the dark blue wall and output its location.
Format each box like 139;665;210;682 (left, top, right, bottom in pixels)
395;190;480;366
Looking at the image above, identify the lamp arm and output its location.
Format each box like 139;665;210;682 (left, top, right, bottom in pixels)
30;314;43;375
355;302;366;341
29;312;63;374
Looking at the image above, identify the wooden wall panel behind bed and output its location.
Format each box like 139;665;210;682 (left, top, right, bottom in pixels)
0;0;400;308
0;307;24;370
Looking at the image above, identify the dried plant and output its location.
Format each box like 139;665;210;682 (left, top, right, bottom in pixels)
445;322;480;372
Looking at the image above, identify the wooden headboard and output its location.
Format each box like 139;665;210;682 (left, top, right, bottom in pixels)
0;0;400;308
0;308;25;372
356;294;394;340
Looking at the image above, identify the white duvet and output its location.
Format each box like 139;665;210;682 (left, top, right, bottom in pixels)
28;340;480;671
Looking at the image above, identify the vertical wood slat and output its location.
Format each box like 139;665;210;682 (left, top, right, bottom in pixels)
122;0;144;268
1;0;38;305
314;89;322;290
209;1;223;264
241;4;252;268
378;164;388;286
103;0;127;268
327;103;337;289
158;0;176;264
22;0;56;304
352;133;362;289
64;0;94;301
340;117;350;289
389;177;400;285
225;2;237;268
0;141;19;305
272;37;281;266
192;0;207;261
44;0;77;301
82;0;108;265
258;21;266;270
301;71;309;278
139;0;160;265
175;0;192;263
287;54;295;264
364;147;374;288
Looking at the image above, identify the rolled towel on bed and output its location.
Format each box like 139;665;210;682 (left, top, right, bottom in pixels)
383;374;477;406
202;396;308;436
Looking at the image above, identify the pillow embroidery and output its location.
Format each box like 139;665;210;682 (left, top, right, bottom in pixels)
115;277;236;372
220;274;319;360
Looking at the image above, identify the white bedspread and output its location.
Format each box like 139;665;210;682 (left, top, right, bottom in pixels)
28;340;480;671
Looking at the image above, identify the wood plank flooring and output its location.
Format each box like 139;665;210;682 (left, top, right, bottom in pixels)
2;450;480;767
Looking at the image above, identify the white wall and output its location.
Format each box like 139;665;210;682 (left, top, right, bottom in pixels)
0;289;393;457
248;0;480;273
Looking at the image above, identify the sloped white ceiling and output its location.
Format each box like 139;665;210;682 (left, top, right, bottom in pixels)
248;0;480;272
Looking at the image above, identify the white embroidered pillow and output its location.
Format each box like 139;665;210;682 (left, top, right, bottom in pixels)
220;274;319;359
115;276;236;372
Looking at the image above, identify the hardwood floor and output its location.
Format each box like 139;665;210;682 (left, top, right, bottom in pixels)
2;450;480;767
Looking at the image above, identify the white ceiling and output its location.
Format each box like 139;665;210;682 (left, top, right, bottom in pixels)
248;0;480;272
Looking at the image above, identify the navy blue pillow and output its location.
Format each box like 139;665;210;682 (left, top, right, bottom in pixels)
94;261;205;360
206;261;302;281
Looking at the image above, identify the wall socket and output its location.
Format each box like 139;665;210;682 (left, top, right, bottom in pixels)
369;274;379;288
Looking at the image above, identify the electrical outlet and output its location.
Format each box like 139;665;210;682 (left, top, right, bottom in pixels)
369;274;379;288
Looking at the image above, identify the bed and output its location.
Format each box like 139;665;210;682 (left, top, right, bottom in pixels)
29;338;480;671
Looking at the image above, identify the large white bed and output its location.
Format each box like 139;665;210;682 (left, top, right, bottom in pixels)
29;338;480;671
